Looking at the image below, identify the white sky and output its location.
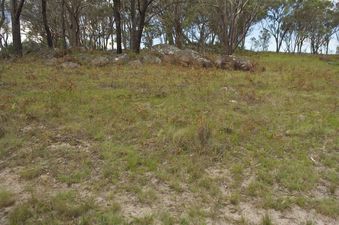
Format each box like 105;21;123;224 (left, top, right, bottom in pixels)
245;23;338;54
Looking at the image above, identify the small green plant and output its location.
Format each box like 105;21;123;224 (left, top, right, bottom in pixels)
0;189;15;208
304;220;315;225
229;192;241;205
9;203;33;225
261;214;273;225
52;191;93;218
20;165;43;180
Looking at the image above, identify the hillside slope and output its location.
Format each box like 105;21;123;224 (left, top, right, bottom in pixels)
0;53;338;225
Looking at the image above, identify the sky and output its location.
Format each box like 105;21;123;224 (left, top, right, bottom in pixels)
245;23;339;54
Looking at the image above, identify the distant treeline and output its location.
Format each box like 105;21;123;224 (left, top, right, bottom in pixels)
1;0;338;56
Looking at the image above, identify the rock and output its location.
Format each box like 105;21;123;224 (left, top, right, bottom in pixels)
53;48;69;58
153;44;181;55
153;44;212;68
91;56;110;67
61;62;80;69
215;55;235;70
141;55;162;64
114;54;129;65
128;59;143;67
77;54;92;64
174;49;213;68
234;57;254;71
215;55;254;71
45;58;59;66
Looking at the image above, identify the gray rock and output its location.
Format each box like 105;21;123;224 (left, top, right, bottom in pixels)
153;44;181;55
45;58;59;66
141;55;162;64
215;55;254;71
128;59;143;67
114;54;129;65
61;62;80;69
91;56;110;67
153;44;212;68
174;49;213;68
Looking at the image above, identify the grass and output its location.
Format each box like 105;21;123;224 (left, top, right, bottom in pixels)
0;189;15;209
0;52;338;224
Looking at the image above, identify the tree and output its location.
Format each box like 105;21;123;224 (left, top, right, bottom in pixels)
129;0;156;53
258;28;271;51
65;0;85;48
41;0;53;48
11;0;25;56
0;0;9;49
206;0;269;55
264;0;295;53
113;0;122;53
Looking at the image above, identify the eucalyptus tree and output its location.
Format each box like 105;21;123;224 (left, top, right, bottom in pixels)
11;0;25;56
0;0;9;49
263;0;296;53
113;0;122;53
205;0;269;55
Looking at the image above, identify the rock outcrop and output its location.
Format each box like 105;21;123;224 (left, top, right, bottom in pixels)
153;44;253;71
91;56;110;67
215;55;254;71
114;54;129;65
44;45;255;71
153;44;213;68
61;62;80;69
141;54;162;64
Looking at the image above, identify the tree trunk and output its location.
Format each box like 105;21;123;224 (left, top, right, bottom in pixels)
165;27;174;45
11;18;22;55
11;0;25;56
134;8;146;53
113;0;122;54
130;0;137;51
41;0;53;48
61;0;67;49
174;3;182;49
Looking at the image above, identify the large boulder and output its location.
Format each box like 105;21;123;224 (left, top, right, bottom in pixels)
128;59;143;68
114;54;129;65
153;44;213;68
45;58;59;66
141;54;162;64
215;55;254;71
174;49;213;68
153;44;181;55
91;56;110;67
61;62;80;69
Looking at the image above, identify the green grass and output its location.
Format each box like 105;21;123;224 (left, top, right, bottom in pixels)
0;52;338;224
0;189;15;209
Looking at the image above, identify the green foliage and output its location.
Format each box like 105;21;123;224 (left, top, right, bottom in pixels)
0;189;15;209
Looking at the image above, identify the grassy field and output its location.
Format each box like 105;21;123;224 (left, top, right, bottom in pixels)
0;53;338;225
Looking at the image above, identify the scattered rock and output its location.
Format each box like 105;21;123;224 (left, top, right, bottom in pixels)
61;62;80;69
215;55;254;71
153;44;213;68
141;54;162;64
91;56;110;67
53;48;69;58
128;59;143;68
114;54;129;65
45;58;59;66
153;44;180;55
175;49;213;68
234;57;254;71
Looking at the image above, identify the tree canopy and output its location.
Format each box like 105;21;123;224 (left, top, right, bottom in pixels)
0;0;338;56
